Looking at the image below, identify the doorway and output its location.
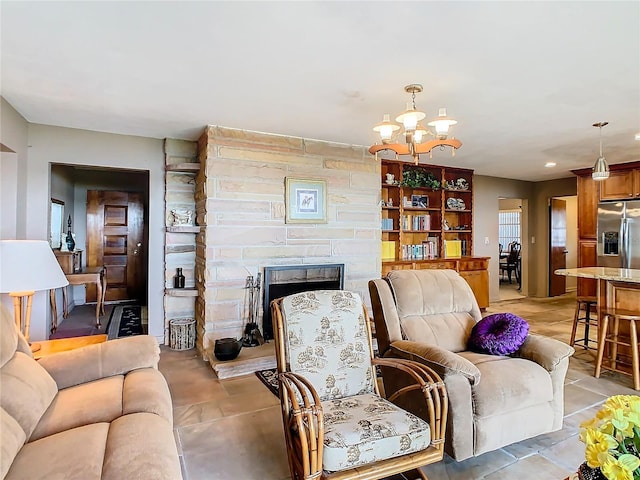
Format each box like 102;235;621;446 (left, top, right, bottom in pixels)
50;164;149;309
498;198;525;301
549;195;577;296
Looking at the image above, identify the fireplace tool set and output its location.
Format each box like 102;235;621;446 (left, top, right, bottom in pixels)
242;273;264;347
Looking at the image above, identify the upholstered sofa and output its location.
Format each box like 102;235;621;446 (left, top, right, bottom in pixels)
0;307;182;480
369;269;575;461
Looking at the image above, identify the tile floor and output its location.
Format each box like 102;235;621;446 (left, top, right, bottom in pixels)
159;293;638;480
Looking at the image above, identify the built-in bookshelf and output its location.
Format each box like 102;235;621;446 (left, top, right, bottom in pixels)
380;158;489;308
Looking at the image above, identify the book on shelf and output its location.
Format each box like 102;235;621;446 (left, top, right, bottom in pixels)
381;241;396;260
444;239;462;258
427;236;439;257
401;214;431;231
381;218;394;230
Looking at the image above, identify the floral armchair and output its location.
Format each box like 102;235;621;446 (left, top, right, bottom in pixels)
270;290;448;480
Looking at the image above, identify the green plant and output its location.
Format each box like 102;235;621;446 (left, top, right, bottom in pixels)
579;395;640;480
401;169;441;189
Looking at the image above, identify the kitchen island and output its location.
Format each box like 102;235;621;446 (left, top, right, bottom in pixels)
554;267;640;308
555;267;639;390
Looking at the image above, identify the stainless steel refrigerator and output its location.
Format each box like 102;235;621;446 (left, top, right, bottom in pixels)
597;200;640;269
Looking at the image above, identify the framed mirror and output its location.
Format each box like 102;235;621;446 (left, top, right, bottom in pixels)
50;199;64;249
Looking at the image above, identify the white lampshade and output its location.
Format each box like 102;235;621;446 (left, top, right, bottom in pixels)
427;108;457;140
396;103;426;131
0;240;69;293
373;114;400;143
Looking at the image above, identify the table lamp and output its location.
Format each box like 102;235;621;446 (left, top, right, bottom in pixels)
0;240;69;351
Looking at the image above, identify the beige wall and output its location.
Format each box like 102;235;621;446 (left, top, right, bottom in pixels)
473;176;532;302
0;98;29;239
529;177;577;297
473;175;577;300
14;124;166;341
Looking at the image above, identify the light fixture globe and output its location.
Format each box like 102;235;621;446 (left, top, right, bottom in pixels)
591;122;610;181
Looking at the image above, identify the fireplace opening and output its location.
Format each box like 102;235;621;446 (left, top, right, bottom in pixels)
262;264;344;340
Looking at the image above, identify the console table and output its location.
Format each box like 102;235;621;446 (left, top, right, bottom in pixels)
50;266;107;331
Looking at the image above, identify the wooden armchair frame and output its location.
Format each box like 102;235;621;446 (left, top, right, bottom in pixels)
271;296;448;480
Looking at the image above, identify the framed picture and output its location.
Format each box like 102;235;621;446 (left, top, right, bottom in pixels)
411;194;428;208
285;177;327;223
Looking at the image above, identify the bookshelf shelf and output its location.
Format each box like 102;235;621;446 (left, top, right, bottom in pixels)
379;158;490;308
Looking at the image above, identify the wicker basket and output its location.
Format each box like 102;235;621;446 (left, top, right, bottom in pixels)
169;318;196;351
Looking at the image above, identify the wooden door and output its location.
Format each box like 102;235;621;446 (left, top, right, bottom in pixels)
86;191;145;302
549;198;567;296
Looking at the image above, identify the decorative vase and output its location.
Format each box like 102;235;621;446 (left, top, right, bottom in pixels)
173;268;185;288
65;230;75;252
577;462;607;480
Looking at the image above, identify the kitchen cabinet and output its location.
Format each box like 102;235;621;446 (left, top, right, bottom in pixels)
599;168;640;201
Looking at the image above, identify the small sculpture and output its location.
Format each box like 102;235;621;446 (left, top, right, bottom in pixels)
170;209;193;226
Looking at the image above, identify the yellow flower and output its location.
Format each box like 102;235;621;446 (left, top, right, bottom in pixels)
611;408;635;439
581;396;640;479
585;443;614;469
601;454;640;480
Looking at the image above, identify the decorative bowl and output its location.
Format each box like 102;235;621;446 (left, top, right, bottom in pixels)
214;337;243;361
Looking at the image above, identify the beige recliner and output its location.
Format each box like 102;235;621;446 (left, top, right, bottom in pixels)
368;269;574;461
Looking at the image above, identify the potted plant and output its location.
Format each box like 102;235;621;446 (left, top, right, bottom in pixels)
578;395;640;480
401;168;441;189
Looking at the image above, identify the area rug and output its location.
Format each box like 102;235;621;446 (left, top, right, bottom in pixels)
255;368;279;398
106;305;145;339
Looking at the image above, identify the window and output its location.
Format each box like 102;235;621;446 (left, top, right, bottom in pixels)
499;209;521;250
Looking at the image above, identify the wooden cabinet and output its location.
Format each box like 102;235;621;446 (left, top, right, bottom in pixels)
599;169;640;201
576;175;599;239
459;270;490;309
573;161;640;296
577;240;598;297
380;159;488;308
54;250;82;274
380;257;489;308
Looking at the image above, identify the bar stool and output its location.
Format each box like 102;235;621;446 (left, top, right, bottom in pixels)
594;308;640;391
570;296;598;350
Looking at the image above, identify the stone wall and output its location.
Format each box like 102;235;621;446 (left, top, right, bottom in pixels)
195;126;380;357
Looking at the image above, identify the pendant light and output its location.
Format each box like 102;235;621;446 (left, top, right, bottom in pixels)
592;122;610;181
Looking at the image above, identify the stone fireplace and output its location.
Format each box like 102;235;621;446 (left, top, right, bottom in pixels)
262;263;344;340
193;126;380;361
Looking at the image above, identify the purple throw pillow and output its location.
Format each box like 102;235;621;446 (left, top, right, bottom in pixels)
468;313;529;356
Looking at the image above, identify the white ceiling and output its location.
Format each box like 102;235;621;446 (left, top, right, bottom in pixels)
2;1;639;181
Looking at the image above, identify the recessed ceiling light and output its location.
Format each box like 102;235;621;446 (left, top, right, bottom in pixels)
545;162;557;168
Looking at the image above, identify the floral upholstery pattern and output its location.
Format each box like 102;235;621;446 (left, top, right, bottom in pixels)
280;290;433;472
282;291;375;401
321;393;431;472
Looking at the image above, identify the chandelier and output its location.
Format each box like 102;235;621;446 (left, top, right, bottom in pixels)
369;84;462;164
591;121;610;181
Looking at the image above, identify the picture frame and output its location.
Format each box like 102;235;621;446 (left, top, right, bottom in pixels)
285;177;327;224
411;194;428;208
